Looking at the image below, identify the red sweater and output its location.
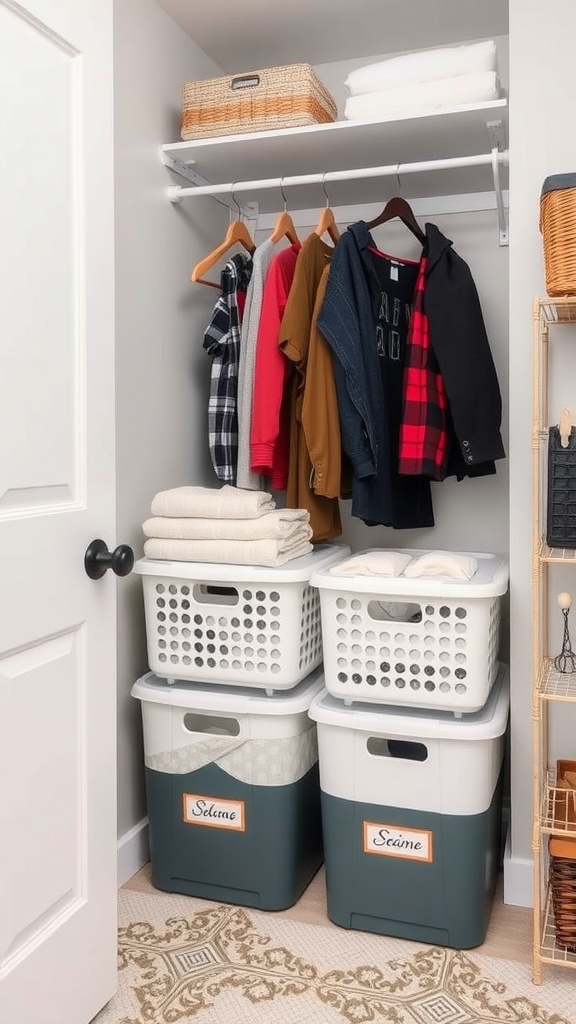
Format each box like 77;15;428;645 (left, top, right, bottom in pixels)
250;243;301;489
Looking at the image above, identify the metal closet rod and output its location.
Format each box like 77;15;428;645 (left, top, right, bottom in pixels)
166;149;509;202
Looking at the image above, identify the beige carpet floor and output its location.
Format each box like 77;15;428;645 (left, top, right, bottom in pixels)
92;866;576;1024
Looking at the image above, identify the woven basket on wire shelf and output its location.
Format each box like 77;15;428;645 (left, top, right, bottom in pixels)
549;848;576;951
540;173;576;297
181;63;338;141
549;758;576;951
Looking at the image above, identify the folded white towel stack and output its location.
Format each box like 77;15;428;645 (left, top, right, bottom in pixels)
143;508;310;541
151;484;275;519
344;71;500;122
345;40;498;95
144;486;313;567
143;536;313;568
344;40;500;122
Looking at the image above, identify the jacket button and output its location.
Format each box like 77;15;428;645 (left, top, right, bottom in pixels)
462;440;470;449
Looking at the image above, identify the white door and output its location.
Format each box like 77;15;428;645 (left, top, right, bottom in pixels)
0;2;118;1023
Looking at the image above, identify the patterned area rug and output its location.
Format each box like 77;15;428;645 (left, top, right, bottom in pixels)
94;889;576;1024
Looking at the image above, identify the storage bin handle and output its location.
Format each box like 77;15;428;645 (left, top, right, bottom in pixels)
230;73;260;91
367;737;428;762
183;713;240;736
192;584;239;606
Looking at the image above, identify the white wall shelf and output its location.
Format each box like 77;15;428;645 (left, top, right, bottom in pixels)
162;99;508;215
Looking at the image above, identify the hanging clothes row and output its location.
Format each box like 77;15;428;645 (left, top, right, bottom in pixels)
195;186;505;541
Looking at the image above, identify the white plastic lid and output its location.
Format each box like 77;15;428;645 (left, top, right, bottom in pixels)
133;541;350;584
308;663;509;740
131;665;324;714
310;548;509;598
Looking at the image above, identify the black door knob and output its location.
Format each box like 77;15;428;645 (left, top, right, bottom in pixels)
84;539;135;580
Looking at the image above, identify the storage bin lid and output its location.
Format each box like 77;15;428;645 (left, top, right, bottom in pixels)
133;541;350;584
310;549;508;598
308;663;509;740
131;665;324;714
541;173;576;198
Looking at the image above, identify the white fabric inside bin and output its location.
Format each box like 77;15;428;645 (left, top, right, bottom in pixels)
145;728;318;785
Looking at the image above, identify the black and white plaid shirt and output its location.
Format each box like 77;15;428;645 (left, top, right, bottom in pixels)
203;252;253;483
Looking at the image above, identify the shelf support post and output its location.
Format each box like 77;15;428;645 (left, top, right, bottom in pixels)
491;146;508;246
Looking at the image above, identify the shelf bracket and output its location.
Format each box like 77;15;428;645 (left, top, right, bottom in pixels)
486;119;506;153
161;152;258;220
491;145;509;247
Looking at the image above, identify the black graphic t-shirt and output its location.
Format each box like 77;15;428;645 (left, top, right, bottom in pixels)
365;246;433;528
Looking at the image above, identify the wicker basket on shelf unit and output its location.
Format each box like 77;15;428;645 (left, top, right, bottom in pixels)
549;841;576;952
181;63;338;141
540;174;576;297
549;758;576;951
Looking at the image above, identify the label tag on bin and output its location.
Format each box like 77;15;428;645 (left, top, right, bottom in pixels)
183;794;245;831
363;821;433;862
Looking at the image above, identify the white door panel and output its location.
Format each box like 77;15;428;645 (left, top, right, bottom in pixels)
0;2;117;1023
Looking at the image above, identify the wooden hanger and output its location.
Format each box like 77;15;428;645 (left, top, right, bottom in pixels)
191;190;255;287
315;174;340;243
366;166;426;245
269;178;299;245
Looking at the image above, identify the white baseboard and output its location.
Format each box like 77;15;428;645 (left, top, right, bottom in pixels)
503;831;533;907
117;817;150;888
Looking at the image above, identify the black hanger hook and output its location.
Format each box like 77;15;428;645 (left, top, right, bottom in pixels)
230;182;241;221
395;163;402;197
322;172;330;208
280;176;288;212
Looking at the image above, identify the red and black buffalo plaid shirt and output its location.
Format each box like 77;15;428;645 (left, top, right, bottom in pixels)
399;258;449;480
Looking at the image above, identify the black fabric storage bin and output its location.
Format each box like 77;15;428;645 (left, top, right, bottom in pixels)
547;426;576;548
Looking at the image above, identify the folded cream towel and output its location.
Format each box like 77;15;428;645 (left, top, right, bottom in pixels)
143;536;313;568
403;551;478;580
344;72;500;122
143;508;311;542
330;550;412;577
151;485;275;519
345;40;497;95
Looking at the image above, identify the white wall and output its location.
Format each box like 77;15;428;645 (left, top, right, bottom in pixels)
507;0;576;906
114;0;228;841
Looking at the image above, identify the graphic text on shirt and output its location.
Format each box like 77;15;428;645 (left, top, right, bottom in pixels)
376;289;411;361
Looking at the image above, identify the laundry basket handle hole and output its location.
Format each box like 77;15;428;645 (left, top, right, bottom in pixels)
183;713;240;736
192;584;239;606
367;600;422;623
367;737;428;762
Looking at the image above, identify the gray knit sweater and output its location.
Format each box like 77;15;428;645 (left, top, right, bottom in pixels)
236;239;275;489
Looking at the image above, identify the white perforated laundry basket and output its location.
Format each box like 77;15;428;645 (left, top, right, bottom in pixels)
310;550;508;713
134;543;349;691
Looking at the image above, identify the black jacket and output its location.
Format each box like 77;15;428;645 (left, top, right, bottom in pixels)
317;221;505;528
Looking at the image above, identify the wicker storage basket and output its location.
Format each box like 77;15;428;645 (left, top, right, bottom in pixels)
181;64;338;141
549;838;576;951
549;758;576;951
540;173;576;297
546;425;576;548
